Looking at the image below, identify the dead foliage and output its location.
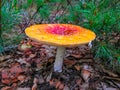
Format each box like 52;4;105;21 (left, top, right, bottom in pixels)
0;39;120;90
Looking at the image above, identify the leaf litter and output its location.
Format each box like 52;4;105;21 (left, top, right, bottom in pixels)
0;39;120;90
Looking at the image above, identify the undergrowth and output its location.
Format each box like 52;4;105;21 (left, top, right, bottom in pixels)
0;0;120;73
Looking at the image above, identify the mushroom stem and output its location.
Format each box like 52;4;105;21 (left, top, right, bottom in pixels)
54;46;65;72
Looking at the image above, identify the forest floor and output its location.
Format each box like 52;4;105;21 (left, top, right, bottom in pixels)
0;39;120;90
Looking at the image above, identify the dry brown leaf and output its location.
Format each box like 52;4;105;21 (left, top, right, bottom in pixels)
38;75;45;84
76;79;82;85
58;83;64;90
2;79;11;85
36;63;43;69
17;75;26;82
49;80;54;86
31;41;41;47
63;85;70;90
71;54;82;58
33;77;39;84
29;53;36;58
74;65;81;71
80;82;89;90
78;59;93;63
0;55;11;61
11;78;18;83
46;72;52;82
64;59;76;67
49;79;58;87
48;58;54;63
16;87;31;90
2;69;9;79
55;81;61;88
104;88;118;90
1;69;11;85
12;83;17;87
81;69;91;82
17;58;31;67
32;84;37;90
10;63;23;77
1;86;12;90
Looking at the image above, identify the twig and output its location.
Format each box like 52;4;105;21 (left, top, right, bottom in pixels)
99;65;118;77
15;4;43;41
110;80;120;88
21;5;42;32
66;0;74;9
10;5;43;50
48;3;62;23
71;84;78;90
102;76;120;82
77;59;93;63
49;2;68;23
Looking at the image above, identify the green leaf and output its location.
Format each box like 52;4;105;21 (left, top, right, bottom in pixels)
27;0;33;5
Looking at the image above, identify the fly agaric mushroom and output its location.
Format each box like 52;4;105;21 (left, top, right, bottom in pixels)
25;24;96;72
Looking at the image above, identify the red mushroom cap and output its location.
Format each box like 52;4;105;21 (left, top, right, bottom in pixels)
25;24;96;47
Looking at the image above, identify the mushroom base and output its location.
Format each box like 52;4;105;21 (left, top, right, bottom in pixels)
54;46;65;72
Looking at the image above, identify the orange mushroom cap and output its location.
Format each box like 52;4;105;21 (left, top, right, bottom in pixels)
25;24;96;47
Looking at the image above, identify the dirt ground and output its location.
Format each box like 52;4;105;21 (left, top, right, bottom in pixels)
0;39;120;90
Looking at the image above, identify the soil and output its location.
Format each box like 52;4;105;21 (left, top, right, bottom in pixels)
0;39;120;90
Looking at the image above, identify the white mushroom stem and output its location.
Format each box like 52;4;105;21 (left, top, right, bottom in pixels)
54;46;65;72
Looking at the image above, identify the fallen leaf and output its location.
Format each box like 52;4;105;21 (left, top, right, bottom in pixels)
32;84;37;90
25;53;37;62
12;83;17;87
63;85;70;90
18;43;32;51
0;55;11;61
81;69;91;82
24;51;32;56
48;58;54;63
11;78;18;83
49;80;54;86
33;77;39;84
46;72;52;82
2;69;10;79
49;79;58;87
80;82;89;90
74;64;81;71
16;88;31;90
31;41;41;47
38;75;45;84
10;63;23;77
2;70;18;84
17;75;26;82
2;79;11;85
17;58;30;66
104;88;117;90
64;59;76;67
55;81;61;88
30;53;36;58
36;63;43;69
71;54;82;58
1;86;12;90
58;83;64;90
76;79;82;85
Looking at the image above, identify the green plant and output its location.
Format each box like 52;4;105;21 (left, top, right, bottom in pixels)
1;0;22;32
62;0;120;73
0;0;23;53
